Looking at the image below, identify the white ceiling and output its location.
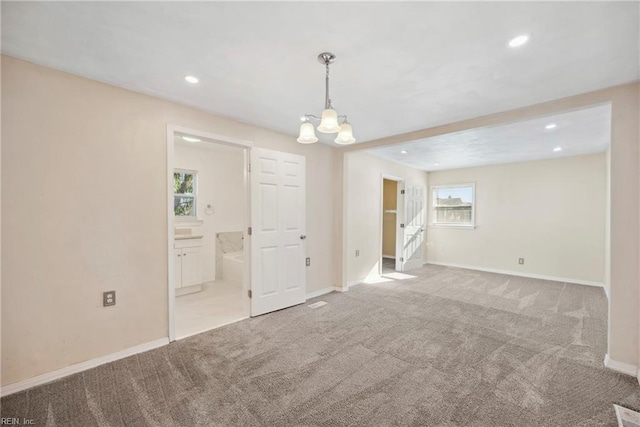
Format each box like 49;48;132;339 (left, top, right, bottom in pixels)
2;2;638;144
368;104;611;171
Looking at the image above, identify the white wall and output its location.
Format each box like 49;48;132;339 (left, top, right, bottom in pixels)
174;142;245;282
426;153;607;285
345;151;428;283
1;56;337;386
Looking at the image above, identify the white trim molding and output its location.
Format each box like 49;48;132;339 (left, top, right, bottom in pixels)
166;124;254;342
169;125;254;148
176;318;249;341
335;277;374;291
430;182;476;229
306;287;335;300
347;278;365;288
604;354;638;377
426;262;605;288
1;338;169;397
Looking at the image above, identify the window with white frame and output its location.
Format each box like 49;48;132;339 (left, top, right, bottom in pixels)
431;183;475;227
174;169;197;218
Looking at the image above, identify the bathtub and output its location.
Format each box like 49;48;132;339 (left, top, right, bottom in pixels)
222;251;243;282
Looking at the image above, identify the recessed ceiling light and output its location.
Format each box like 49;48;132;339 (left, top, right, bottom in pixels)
545;123;557;130
182;136;201;143
553;147;562;152
508;35;529;48
400;150;408;154
434;163;440;166
185;75;199;84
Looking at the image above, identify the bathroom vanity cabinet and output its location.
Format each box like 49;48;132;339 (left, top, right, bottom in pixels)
174;236;204;295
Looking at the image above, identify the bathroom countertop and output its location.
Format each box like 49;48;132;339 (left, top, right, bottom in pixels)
175;235;204;240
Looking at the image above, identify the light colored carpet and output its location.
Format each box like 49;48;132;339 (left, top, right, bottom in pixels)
2;265;639;426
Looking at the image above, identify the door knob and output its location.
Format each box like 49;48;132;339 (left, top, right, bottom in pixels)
300;235;307;240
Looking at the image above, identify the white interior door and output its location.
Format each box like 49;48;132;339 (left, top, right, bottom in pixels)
401;184;425;271
250;148;306;316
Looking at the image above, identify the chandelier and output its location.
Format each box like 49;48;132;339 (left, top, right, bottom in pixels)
297;52;356;145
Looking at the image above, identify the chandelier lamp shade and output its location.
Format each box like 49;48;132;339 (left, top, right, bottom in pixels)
297;52;356;145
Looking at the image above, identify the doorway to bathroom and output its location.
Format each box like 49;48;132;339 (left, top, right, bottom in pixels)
168;127;251;340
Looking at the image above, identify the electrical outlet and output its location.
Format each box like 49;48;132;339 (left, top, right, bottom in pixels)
356;250;360;257
103;291;116;307
518;258;525;265
306;257;311;267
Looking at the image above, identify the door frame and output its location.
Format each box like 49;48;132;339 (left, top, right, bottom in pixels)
166;124;253;342
379;174;405;276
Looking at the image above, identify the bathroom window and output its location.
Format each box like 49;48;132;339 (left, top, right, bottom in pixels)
174;169;197;218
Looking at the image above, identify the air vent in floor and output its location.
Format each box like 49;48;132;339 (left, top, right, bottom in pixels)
308;301;327;309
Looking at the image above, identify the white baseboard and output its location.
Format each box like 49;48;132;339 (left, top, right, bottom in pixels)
176;317;249;340
603;286;610;300
334;277;372;291
604;354;638;377
347;278;365;287
306;287;335;299
426;261;605;288
382;255;395;259
1;337;169;397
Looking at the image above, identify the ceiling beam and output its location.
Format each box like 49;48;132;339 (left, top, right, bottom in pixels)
340;81;639;152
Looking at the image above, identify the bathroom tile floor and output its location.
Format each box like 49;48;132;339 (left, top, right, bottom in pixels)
175;279;248;339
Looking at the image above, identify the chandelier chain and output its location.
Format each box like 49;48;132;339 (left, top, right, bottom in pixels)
325;62;331;109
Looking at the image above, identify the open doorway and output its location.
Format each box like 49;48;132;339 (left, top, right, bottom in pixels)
167;126;252;341
167;126;308;341
380;176;404;275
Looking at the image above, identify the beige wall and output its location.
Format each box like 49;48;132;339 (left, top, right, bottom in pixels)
340;82;639;370
382;179;397;257
174;143;245;282
345;152;428;283
1;56;337;386
608;83;639;370
2;54;639;386
427;153;607;285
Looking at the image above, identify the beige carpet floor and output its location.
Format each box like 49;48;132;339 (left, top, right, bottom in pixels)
2;265;639;426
